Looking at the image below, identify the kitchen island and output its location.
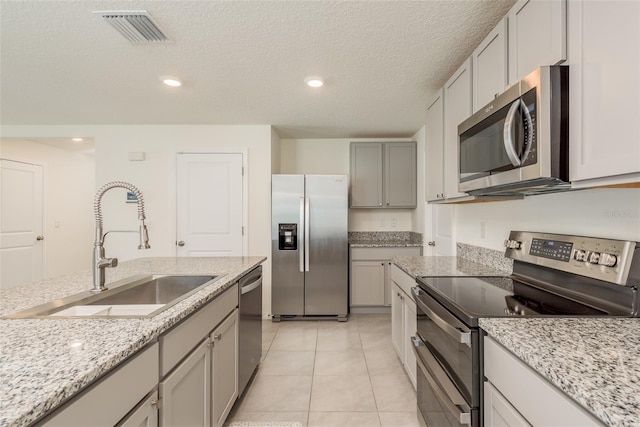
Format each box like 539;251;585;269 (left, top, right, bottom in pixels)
0;256;265;427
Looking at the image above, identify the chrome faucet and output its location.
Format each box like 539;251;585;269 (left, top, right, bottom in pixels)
92;181;150;293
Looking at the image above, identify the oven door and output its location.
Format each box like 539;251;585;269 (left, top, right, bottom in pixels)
412;286;480;426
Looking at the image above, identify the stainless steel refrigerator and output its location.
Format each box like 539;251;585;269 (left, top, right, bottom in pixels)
271;174;348;321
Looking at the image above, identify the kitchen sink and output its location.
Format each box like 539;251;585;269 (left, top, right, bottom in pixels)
3;274;220;319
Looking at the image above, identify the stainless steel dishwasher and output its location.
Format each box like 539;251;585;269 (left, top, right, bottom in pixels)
238;265;262;396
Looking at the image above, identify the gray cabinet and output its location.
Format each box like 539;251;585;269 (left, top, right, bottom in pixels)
160;339;211;427
443;58;472;200
211;310;238;427
472;17;508;112
117;391;159;427
350;247;421;308
350;142;417;208
507;0;567;84
42;344;159;427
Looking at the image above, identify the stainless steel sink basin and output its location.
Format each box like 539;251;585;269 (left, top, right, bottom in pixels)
3;274;219;319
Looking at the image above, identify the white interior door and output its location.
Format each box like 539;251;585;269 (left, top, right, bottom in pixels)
176;153;243;257
0;159;44;289
432;204;456;256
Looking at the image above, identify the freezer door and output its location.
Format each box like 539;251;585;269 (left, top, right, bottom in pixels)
304;175;348;316
271;175;305;315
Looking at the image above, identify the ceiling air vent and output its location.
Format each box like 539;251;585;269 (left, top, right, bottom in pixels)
94;10;173;44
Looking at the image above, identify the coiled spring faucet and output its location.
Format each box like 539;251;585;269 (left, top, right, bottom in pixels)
93;181;150;293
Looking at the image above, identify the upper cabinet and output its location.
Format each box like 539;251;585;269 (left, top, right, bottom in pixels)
443;58;473;200
508;0;567;84
425;90;444;202
472;17;508;112
350;141;417;208
567;0;640;185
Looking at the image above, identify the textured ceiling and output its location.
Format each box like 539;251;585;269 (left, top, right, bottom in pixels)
0;0;515;138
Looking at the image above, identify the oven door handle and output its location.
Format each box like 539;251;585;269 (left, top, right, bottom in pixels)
411;336;472;426
412;287;471;347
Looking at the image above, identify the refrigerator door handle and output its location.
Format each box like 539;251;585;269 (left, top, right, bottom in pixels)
304;196;310;272
299;197;305;273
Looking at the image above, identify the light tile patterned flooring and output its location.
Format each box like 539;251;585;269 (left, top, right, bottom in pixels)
227;314;420;427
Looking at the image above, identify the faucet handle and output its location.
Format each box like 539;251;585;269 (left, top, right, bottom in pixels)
98;257;118;268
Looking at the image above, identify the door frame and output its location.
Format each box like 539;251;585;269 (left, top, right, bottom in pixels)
172;151;248;256
0;156;48;280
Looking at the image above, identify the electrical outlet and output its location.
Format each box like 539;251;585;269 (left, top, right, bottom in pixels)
54;220;61;229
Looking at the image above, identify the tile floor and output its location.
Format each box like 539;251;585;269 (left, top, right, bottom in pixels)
226;314;421;427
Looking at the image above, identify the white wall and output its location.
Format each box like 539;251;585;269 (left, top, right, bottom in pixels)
2;124;275;314
280;137;417;232
411;126;426;235
456;188;640;250
0;139;95;279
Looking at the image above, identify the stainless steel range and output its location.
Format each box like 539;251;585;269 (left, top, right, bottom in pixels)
412;231;640;427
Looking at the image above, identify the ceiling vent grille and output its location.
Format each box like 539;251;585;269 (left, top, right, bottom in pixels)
94;10;173;44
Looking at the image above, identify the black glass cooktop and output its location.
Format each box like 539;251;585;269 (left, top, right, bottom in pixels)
416;276;609;326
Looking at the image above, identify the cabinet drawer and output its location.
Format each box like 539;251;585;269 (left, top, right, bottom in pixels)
390;264;417;297
160;284;238;377
484;336;604;426
41;343;159;427
350;247;421;260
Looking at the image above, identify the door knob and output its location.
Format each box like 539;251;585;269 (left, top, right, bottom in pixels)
427;241;436;246
177;241;185;247
36;236;44;241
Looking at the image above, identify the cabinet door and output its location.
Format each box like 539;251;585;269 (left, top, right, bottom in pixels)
473;17;508;112
384;142;417;207
350;142;383;207
443;58;472;199
211;310;239;427
117;391;159;427
391;283;404;360
403;298;417;390
425;90;444;202
568;0;640;183
351;261;385;306
159;339;210;427
484;382;532;427
508;0;566;84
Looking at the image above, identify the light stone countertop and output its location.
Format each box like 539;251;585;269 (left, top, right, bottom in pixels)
0;256;266;427
348;231;423;248
392;256;508;278
481;318;640;427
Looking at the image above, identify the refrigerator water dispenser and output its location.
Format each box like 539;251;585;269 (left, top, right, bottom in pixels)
278;224;297;250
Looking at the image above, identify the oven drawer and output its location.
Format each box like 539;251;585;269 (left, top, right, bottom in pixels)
412;336;475;426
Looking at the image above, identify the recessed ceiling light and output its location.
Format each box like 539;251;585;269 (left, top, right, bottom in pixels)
72;138;83;142
305;76;324;88
162;77;182;87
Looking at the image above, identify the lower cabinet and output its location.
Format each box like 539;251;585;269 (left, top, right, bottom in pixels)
350;247;422;309
118;391;159;427
159;309;239;427
160;339;211;427
484;336;604;427
390;264;418;389
210;310;239;427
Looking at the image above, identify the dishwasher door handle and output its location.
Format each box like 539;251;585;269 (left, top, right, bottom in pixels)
241;277;262;295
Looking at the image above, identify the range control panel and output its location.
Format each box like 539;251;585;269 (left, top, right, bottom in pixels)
504;231;638;286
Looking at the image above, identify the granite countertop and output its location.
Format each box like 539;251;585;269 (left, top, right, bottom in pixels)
0;256;266;427
392;256;508;278
481;318;640;427
348;231;423;248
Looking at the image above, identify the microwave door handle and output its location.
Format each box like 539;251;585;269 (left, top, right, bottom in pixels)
503;99;523;167
520;99;534;162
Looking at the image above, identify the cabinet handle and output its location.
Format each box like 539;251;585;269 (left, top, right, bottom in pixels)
214;333;222;341
428;241;436;247
151;398;161;409
36;235;45;241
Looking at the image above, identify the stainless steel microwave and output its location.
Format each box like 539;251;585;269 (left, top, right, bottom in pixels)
457;66;569;195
